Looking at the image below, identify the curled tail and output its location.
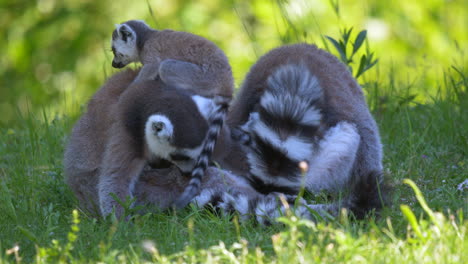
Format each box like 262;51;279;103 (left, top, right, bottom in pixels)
174;96;230;209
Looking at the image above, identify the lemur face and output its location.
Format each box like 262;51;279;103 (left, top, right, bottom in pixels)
234;111;317;191
143;95;216;173
111;24;139;68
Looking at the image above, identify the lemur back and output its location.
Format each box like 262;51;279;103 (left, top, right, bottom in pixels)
111;20;234;208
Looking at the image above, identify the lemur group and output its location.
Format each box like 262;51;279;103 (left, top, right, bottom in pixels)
64;20;388;225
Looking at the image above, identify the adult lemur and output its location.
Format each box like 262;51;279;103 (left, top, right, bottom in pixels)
64;68;232;217
110;20;234;208
227;43;387;215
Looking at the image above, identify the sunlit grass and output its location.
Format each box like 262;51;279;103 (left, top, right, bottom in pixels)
0;1;467;262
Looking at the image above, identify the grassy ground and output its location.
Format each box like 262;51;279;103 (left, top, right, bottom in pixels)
0;67;466;263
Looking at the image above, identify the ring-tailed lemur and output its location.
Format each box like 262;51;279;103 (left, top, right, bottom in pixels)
110;20;234;209
226;44;387;215
64;69;224;218
97;78;223;217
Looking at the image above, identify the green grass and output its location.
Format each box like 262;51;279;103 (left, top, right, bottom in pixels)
0;68;467;263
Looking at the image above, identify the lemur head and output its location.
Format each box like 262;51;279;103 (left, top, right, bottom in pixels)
111;20;153;68
233;65;324;180
233;112;314;179
120;79;215;173
144;95;215;172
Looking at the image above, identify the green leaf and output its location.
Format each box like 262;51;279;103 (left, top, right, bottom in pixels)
355;55;367;79
400;205;424;239
364;57;379;74
17;225;39;244
326;36;347;63
353;30;367;54
0;181;17;222
342;27;353;45
403;179;439;226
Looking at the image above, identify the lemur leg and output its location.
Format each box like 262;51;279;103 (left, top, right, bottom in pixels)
98;123;146;218
133;166;186;211
158;59;216;97
66;168;101;216
354;120;384;179
133;60;162;83
305;121;361;194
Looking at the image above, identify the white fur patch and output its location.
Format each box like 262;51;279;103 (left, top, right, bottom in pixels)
144;114;203;172
255;197;281;225
301;107;322;126
193;189;215;207
261;64;323;128
145;115;174;159
267;64;322;100
234;194;250;215
249;114;314;161
305;121;361;192
191;95;215;121
260;92;322;127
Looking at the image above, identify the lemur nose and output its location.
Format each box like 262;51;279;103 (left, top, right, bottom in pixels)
152;121;165;133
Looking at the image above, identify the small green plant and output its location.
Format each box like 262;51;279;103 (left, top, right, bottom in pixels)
36;210;80;263
108;193;145;221
325;27;379;79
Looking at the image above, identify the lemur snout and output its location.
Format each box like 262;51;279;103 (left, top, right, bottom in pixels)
112;60;125;68
152;121;165;134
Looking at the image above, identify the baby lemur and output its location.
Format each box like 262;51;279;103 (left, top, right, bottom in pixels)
111;20;234;208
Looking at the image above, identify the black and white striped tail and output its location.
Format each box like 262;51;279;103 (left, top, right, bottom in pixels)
174;96;230;209
192;171;389;225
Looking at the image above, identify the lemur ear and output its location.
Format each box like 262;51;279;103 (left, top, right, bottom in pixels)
192;95;215;121
118;25;134;42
